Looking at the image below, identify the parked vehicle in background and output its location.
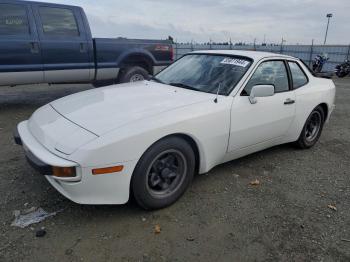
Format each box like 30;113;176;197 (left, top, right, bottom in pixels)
312;53;329;73
0;0;173;87
14;50;336;209
335;60;350;78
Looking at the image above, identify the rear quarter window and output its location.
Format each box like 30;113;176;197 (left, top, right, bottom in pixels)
288;61;308;89
0;4;29;35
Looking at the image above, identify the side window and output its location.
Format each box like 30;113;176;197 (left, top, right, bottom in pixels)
39;7;79;36
0;4;30;35
288;61;308;89
244;60;289;95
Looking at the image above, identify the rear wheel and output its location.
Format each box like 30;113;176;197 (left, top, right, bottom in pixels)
335;69;348;78
131;137;195;210
119;66;149;83
295;106;325;149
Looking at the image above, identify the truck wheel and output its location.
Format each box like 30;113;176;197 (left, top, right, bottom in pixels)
119;66;149;83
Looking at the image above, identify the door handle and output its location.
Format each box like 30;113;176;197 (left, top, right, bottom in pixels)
80;43;86;53
284;98;295;105
30;42;39;54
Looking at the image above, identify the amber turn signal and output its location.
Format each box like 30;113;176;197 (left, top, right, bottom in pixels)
52;166;76;177
92;165;124;175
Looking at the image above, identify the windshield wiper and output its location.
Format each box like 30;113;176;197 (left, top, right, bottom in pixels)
150;76;164;84
168;82;199;91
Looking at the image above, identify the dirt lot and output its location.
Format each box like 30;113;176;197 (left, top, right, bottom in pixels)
0;79;349;262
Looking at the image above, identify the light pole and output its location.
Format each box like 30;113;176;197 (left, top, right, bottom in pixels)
323;13;333;45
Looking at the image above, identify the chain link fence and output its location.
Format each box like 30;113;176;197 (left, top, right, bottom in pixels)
173;43;350;72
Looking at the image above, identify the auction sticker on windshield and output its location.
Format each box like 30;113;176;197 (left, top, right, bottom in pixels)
220;58;250;67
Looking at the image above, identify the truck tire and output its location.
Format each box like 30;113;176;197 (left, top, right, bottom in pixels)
119;66;149;83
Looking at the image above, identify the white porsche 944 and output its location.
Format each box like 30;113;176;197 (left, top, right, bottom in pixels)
15;50;336;209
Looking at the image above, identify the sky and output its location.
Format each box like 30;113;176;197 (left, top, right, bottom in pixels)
33;0;350;45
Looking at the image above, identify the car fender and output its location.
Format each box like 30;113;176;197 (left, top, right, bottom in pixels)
286;78;335;141
70;96;233;174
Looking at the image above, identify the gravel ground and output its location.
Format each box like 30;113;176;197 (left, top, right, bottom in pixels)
0;79;349;262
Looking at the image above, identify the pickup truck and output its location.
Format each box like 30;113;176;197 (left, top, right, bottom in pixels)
0;0;173;87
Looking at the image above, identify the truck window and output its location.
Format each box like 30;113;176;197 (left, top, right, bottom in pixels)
39;7;79;36
0;4;30;35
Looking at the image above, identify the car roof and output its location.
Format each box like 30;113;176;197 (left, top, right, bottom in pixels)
191;50;295;61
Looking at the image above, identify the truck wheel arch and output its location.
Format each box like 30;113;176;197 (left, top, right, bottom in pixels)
118;51;156;75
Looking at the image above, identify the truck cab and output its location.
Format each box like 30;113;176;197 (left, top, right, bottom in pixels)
0;0;173;87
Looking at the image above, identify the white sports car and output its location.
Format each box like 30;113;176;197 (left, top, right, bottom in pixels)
14;50;336;209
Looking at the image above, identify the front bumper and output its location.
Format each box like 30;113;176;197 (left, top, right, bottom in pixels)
14;128;52;176
13;127;22;146
14;121;137;205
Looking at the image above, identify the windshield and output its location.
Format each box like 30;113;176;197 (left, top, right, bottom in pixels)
154;54;252;95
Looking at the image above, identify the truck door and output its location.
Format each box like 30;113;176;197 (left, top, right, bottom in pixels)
0;2;43;86
32;4;92;83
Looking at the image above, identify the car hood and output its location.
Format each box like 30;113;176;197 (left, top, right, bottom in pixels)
50;81;212;136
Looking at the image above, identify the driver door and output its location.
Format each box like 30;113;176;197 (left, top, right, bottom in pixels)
228;60;296;152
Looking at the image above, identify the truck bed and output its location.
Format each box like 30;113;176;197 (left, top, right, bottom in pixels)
94;38;173;68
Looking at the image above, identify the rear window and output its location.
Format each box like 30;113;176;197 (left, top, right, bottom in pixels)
39;7;79;36
0;4;29;35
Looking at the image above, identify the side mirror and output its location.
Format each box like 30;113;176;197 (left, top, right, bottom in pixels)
249;84;274;104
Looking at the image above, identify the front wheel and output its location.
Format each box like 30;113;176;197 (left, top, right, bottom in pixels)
335;67;349;78
295;106;325;149
336;71;348;78
131;137;195;210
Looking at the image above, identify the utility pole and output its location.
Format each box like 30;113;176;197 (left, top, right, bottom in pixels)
309;39;314;67
280;37;286;53
324;13;333;45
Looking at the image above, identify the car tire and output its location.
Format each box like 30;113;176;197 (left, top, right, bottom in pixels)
295;106;325;149
131;137;195;210
119;66;149;83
